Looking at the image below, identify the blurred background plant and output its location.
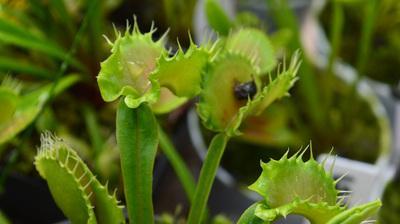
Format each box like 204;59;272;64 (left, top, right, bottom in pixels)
320;0;400;85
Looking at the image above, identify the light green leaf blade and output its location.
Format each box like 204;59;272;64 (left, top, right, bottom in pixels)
254;199;343;223
91;180;125;224
151;88;187;114
237;202;268;224
249;149;344;223
97;24;166;108
154;42;209;98
327;200;382;224
0;210;10;224
249;51;301;115
197;53;258;136
35;134;97;224
225;28;276;75
0;75;79;145
116;100;158;223
35;133;125;224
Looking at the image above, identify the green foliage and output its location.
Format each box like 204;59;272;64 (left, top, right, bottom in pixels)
116;101;158;223
248;51;300;115
0;75;78;146
0;210;10;224
98;21;215;112
225;28;276;75
239;149;382;223
97;23;165;108
0;18;84;71
154;41;210;98
34;132;125;224
237;203;266;224
189;27;300;224
187;133;229;224
197;47;300;136
28;11;386;224
205;0;233;35
197;52;258;135
249;150;343;223
327;200;381;224
0;76;21;125
320;0;400;84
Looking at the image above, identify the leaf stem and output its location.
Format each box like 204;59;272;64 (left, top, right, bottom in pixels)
187;133;229;224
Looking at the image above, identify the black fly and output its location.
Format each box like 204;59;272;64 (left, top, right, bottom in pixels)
234;81;257;100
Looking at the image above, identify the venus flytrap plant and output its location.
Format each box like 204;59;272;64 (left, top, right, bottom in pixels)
97;20;217;223
188;28;301;224
237;148;382;224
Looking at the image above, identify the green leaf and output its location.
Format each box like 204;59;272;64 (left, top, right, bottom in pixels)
254;199;343;223
0;75;79;145
0;19;84;70
248;51;301;115
197;52;259;136
248;149;342;223
205;0;233;36
0;210;10;224
116;100;158;223
247;148;381;223
97;23;166;108
154;40;210;98
151;88;187;114
237;202;268;224
34;133;125;224
0;56;53;79
0;77;20;125
327;200;382;224
225;28;276;75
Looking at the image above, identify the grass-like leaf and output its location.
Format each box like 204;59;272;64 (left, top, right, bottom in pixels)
0;19;84;70
0;56;53;79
